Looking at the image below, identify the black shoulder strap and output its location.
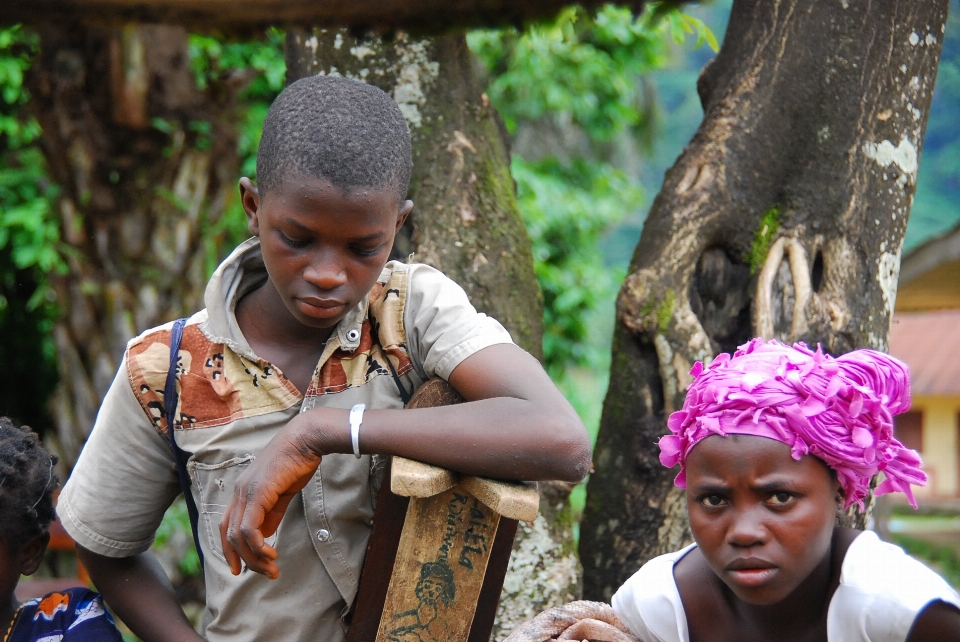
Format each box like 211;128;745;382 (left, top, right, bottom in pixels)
165;317;205;572
370;320;411;405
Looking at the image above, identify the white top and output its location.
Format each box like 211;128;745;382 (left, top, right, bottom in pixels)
611;531;960;642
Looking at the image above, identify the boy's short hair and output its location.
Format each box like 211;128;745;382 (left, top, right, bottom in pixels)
0;417;58;547
256;75;413;203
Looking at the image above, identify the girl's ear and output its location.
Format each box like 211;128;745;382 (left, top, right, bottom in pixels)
239;177;262;237
18;531;50;577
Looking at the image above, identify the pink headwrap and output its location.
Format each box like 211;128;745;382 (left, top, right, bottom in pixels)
658;338;926;509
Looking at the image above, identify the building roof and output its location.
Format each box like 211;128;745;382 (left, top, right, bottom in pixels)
889;309;960;397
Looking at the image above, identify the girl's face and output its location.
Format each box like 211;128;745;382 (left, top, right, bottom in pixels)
685;434;843;606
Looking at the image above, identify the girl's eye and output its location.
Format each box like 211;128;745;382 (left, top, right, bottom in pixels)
700;495;726;507
769;491;794;506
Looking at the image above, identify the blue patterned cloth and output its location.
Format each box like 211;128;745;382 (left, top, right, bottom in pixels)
8;587;123;642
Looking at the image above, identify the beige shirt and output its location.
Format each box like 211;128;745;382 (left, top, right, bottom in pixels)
59;238;513;642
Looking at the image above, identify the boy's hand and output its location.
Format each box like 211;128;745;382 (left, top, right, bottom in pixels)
220;413;330;579
220;344;591;577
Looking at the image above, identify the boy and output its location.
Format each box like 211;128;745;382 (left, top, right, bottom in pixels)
58;75;590;642
0;417;122;641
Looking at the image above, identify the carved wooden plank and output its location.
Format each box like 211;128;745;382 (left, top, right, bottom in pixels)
460;476;539;523
467;517;518;642
346;459;410;641
391;457;458;498
348;378;537;642
376;485;501;642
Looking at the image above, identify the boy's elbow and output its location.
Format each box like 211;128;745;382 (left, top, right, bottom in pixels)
548;414;592;483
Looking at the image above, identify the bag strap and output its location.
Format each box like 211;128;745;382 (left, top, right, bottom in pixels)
370;320;411;405
165;317;205;573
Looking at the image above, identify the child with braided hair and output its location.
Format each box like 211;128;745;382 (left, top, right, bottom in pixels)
0;418;122;642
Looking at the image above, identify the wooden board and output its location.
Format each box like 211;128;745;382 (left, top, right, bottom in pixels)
460;476;539;523
346;459;410;641
375;485;500;641
391;457;458;498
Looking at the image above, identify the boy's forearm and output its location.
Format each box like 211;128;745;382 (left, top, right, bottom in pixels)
302;400;589;481
77;546;205;642
298;345;592;481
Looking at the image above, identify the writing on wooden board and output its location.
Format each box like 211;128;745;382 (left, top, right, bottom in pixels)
377;486;501;642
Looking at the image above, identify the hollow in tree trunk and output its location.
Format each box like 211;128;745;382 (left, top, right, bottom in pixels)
579;0;949;601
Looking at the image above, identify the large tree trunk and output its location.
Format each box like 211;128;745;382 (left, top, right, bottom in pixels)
286;29;577;639
580;0;949;601
27;24;243;468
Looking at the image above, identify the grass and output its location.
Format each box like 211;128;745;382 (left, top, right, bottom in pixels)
892;534;960;588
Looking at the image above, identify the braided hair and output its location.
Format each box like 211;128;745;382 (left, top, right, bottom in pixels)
0;417;58;547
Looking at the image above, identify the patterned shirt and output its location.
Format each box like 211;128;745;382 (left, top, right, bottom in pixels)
58;238;513;642
8;588;123;642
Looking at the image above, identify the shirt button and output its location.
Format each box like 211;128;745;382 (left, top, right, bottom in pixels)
316;528;331;542
346;329;360;342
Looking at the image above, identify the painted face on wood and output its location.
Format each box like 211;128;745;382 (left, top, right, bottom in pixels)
684;434;843;606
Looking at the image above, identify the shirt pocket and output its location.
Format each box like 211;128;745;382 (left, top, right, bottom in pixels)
190;455;278;564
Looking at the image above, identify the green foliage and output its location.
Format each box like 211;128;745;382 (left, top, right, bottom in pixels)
188;28;286;177
468;4;717;142
153;498;202;577
513;156;640;375
893;534;960;588
747;206;781;275
0;26;63;290
0;25;60;431
471;4;715;388
187;29;286;276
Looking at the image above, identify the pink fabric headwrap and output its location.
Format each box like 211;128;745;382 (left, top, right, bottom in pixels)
658;338;926;509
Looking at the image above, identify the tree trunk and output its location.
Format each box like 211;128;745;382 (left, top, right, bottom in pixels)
27;24;243;468
286;29;577;638
580;0;949;601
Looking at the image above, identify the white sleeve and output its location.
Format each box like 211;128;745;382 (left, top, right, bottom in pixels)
403;263;514;380
829;531;960;642
611;550;692;642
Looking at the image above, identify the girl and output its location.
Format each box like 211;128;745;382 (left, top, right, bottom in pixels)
507;339;960;642
0;417;122;642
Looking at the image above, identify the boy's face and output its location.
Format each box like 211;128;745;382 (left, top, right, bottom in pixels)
240;175;412;332
684;434;842;606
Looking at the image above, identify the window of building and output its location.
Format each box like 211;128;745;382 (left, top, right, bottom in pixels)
895;411;923;452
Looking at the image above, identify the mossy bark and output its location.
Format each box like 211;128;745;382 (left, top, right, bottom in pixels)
286;29;576;638
580;0;949;601
27;24;243;467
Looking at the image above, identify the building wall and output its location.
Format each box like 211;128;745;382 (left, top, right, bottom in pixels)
911;395;960;498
